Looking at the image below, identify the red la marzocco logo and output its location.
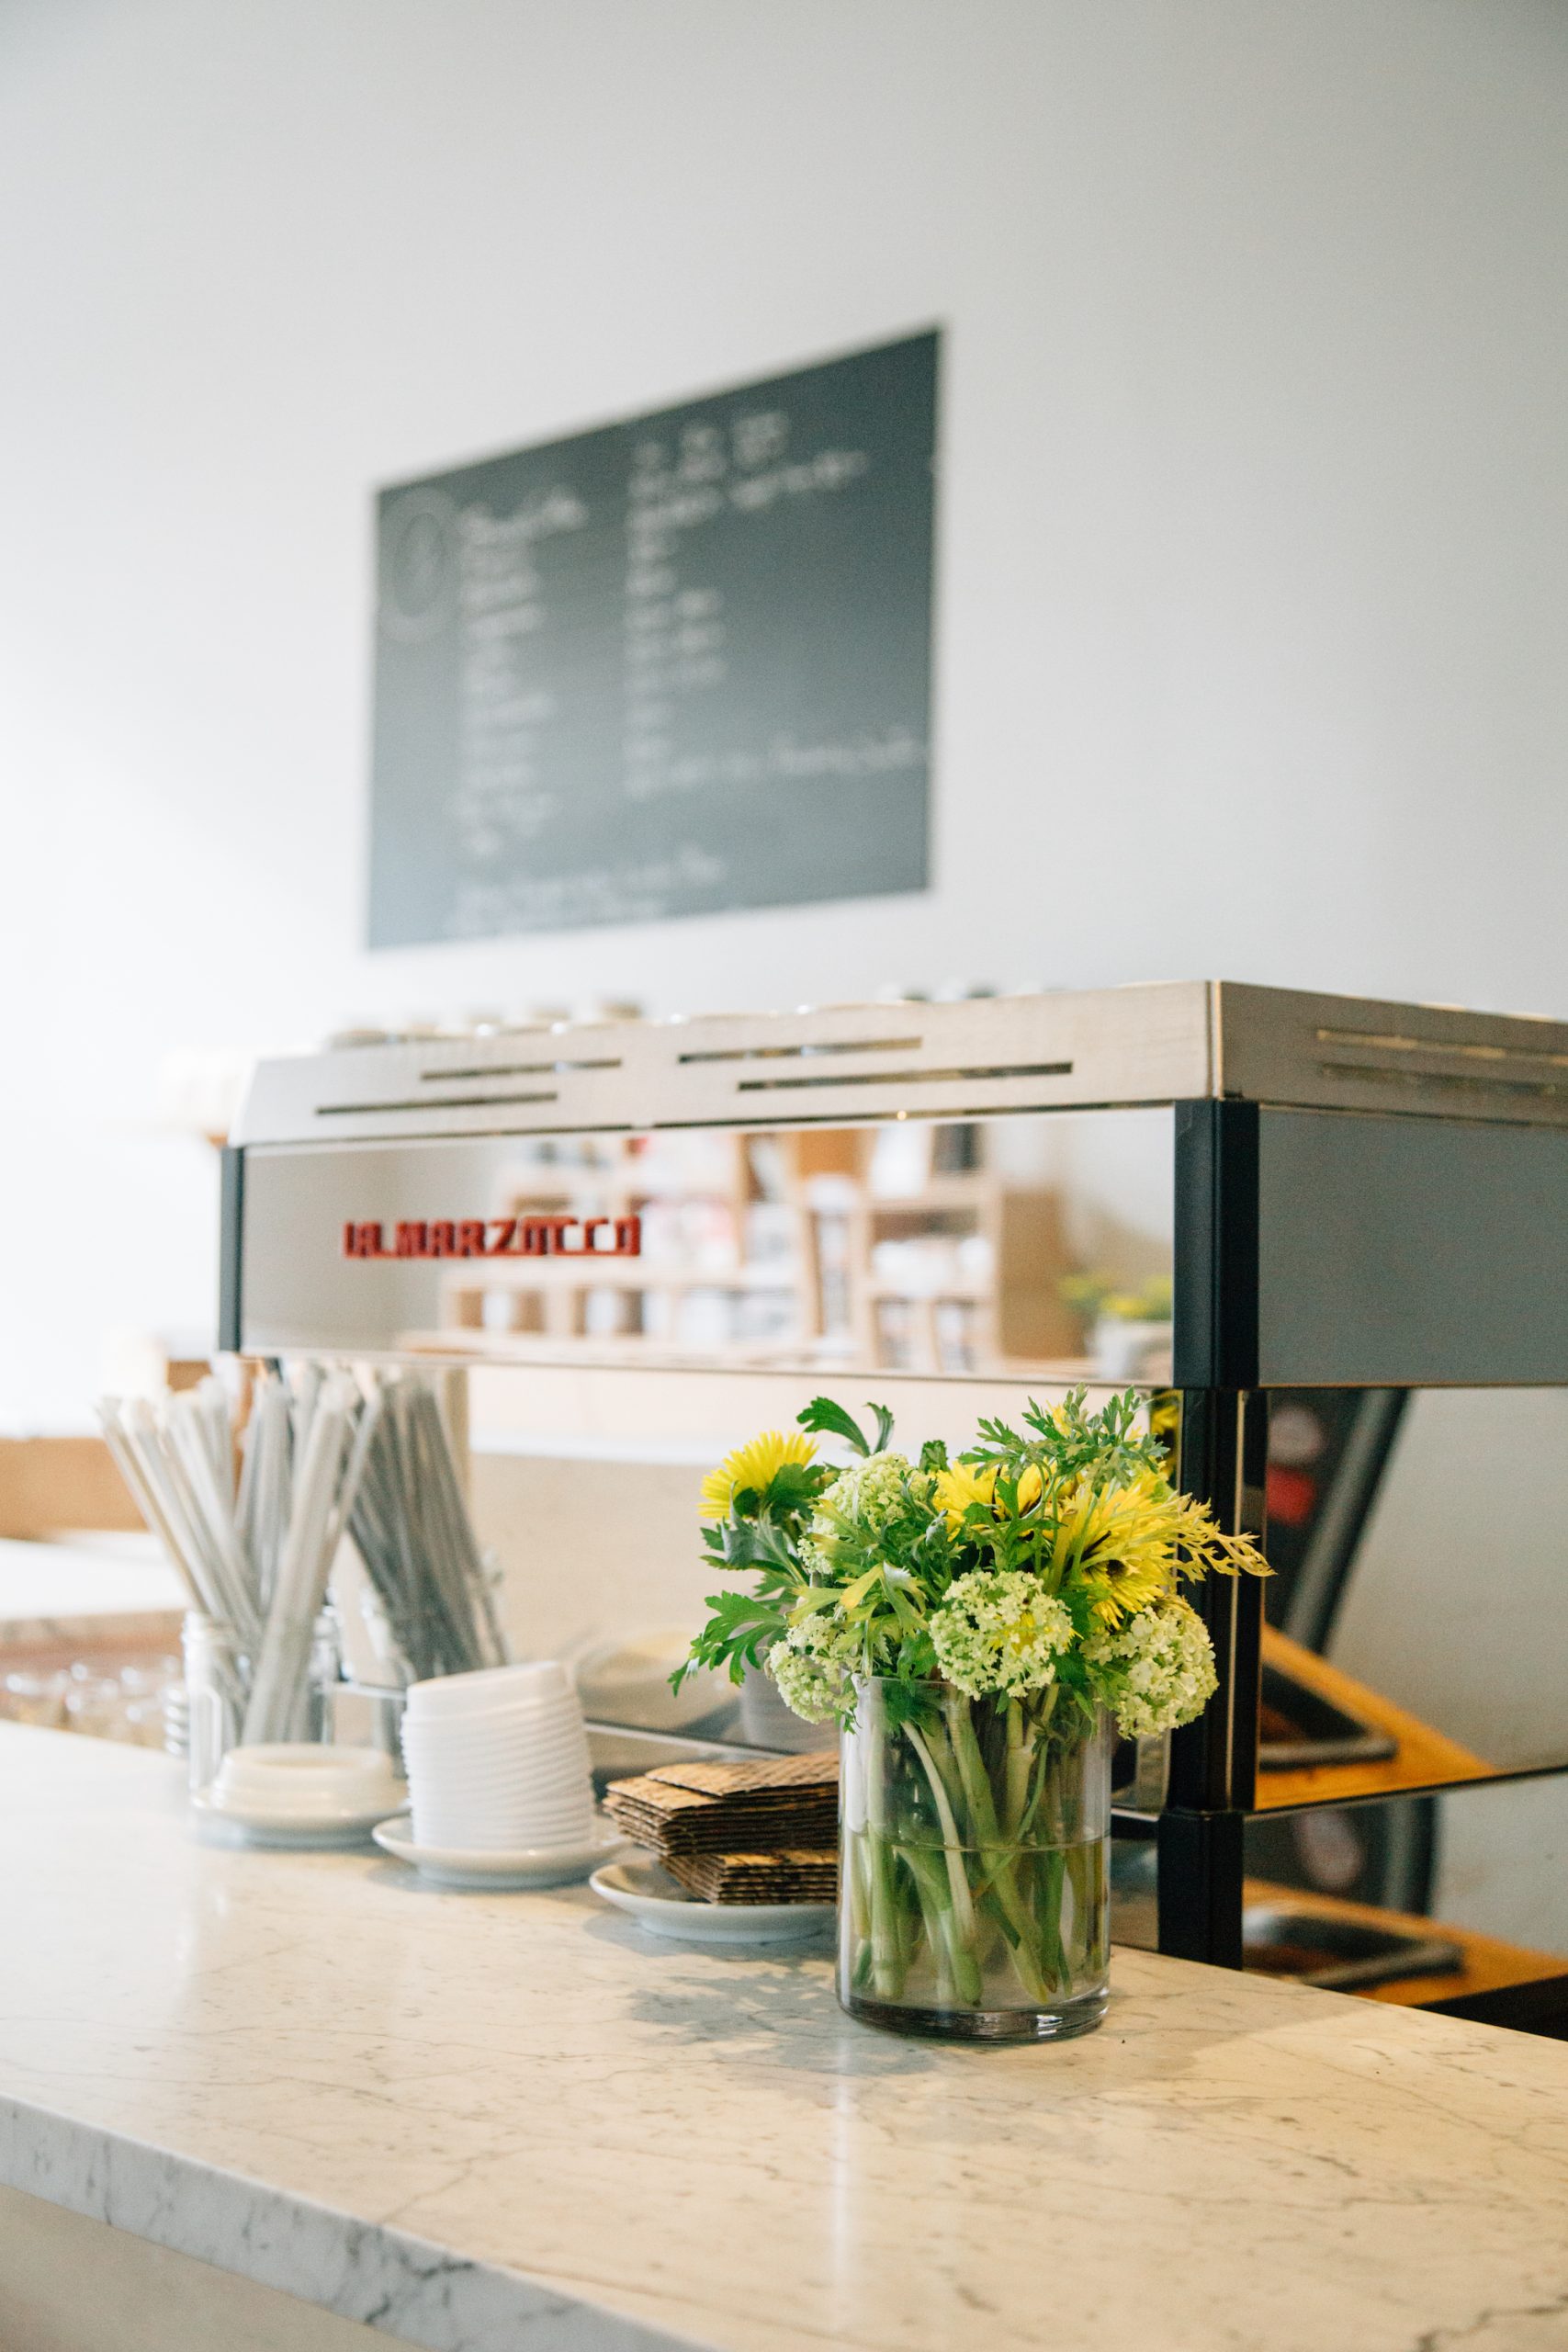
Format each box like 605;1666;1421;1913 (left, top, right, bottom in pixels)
342;1215;641;1261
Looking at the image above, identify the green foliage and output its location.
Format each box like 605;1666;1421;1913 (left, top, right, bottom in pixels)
676;1385;1266;1724
966;1386;1163;1489
703;1514;797;1575
758;1459;824;1520
1061;1272;1174;1324
680;1587;791;1687
796;1396;895;1456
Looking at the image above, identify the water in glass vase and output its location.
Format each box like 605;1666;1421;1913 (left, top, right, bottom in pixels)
839;1677;1111;2041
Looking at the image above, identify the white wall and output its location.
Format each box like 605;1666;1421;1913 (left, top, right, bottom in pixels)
2;0;1566;1427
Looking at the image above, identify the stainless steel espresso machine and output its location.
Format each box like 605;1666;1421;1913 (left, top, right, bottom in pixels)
221;980;1568;2026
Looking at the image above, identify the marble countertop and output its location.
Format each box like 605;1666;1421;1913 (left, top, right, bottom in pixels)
2;1724;1567;2352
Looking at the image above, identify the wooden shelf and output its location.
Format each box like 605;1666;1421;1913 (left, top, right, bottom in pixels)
867;1282;988;1304
1256;1624;1493;1808
426;1122;1092;1374
1246;1877;1563;2009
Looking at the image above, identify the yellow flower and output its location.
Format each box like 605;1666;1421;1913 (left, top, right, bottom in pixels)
700;1429;817;1520
935;1458;1047;1529
1148;1391;1181;1445
1062;1470;1179;1624
931;1460;998;1530
1084;1554;1169;1624
1011;1463;1044;1513
1061;1467;1269;1620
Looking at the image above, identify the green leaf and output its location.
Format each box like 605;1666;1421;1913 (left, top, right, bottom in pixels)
884;1578;926;1635
796;1396;874;1454
674;1585;791;1689
763;1460;825;1516
716;1517;801;1575
1055;1645;1089;1687
787;1586;841;1623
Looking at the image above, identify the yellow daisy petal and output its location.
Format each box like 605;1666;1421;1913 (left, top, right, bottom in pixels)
931;1460;998;1531
699;1429;817;1520
1069;1468;1180;1623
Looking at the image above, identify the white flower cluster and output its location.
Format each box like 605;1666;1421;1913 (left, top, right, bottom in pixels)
1084;1598;1217;1737
766;1613;863;1724
812;1451;916;1540
929;1569;1075;1699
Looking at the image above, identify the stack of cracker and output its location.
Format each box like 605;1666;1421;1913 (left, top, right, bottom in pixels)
604;1752;839;1905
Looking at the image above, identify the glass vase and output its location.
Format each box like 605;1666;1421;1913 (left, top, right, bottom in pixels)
839;1677;1111;2041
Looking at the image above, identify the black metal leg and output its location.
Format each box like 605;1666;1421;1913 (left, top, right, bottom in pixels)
1168;1388;1267;1813
1156;1809;1246;1967
1156;1386;1268;1966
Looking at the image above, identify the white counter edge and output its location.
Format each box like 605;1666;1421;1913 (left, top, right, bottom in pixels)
0;2091;699;2352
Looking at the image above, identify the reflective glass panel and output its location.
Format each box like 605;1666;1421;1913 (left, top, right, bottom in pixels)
1243;1776;1568;2016
1258;1387;1568;1804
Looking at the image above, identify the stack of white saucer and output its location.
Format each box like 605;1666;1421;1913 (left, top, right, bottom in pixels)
197;1743;404;1848
400;1662;595;1853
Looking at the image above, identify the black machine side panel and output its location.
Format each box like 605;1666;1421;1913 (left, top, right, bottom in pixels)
1173;1102;1258;1389
1258;1107;1568;1385
1177;1102;1568;1387
218;1145;244;1357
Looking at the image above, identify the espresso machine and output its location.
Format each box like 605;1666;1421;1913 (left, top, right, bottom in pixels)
221;980;1568;2026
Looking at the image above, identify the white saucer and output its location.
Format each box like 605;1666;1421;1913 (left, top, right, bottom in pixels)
192;1786;406;1849
589;1854;835;1945
371;1813;625;1889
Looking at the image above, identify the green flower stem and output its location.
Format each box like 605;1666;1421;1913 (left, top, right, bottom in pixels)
903;1723;979;1949
906;1718;1000;2003
1066;1836;1102;1958
897;1838;977;2007
920;1711;969;1825
848;1826;874;1993
858;1729;909;2002
864;1826;909;1999
1003;1699;1033;1838
980;1865;1055;2004
1015;1701;1065;1844
1036;1845;1068;1989
939;1693;1057;2000
942;1692;1002;1846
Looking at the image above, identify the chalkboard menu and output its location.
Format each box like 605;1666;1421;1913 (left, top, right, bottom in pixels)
368;331;937;944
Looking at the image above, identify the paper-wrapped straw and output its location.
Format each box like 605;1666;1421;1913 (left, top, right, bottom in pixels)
241;1382;355;1745
102;1364;506;1747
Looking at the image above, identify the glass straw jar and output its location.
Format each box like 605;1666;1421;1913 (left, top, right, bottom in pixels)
181;1612;246;1795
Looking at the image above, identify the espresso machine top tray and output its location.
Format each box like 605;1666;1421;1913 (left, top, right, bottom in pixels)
233;980;1568;1149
